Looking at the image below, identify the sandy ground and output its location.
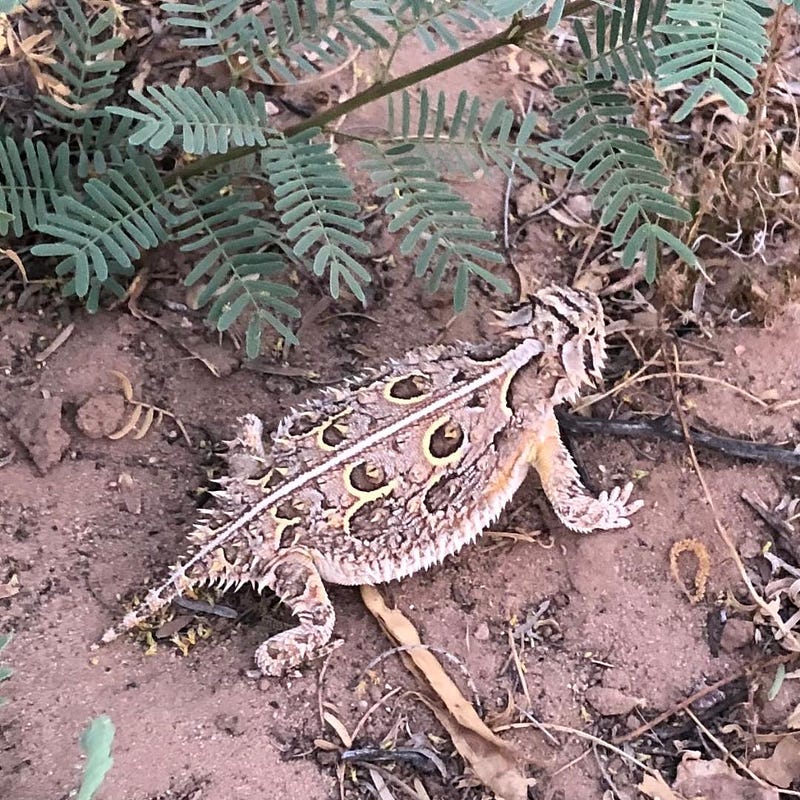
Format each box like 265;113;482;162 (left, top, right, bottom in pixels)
2;10;800;800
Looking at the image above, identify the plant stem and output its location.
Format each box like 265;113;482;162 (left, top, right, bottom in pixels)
170;0;593;184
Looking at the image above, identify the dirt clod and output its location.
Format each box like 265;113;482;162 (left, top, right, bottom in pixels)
214;714;246;737
584;686;643;717
76;393;126;439
515;182;546;216
719;618;755;652
10;396;70;474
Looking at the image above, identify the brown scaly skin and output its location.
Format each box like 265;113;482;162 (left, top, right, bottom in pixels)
102;284;642;676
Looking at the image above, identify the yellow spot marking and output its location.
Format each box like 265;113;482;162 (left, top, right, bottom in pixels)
341;462;397;535
315;409;352;451
498;369;516;418
253;466;287;491
270;505;302;542
382;373;431;405
421;414;465;467
208;548;234;579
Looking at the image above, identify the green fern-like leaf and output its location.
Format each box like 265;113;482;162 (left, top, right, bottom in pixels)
31;156;174;306
487;0;566;31
364;142;509;310
482;0;551;21
261;129;371;302
260;0;391;69
352;0;492;53
36;0;125;137
384;89;570;180
319;0;393;50
545;0;568;29
75;114;140;178
173;176;301;354
161;0;261;73
655;0;770;120
0;137;76;237
162;0;389;84
573;0;668;82
481;0;563;28
553;80;694;280
111;87;277;154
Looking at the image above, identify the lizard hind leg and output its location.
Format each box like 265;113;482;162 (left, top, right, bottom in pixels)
253;549;336;677
530;411;643;533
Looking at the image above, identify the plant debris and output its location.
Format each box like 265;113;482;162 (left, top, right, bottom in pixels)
360;585;532;800
670;538;711;604
108;370;190;445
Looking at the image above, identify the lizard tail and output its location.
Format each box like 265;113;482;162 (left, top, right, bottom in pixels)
100;580;185;644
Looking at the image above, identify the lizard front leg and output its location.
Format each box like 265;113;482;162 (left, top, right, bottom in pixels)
253;549;336;676
224;414;267;479
529;410;642;533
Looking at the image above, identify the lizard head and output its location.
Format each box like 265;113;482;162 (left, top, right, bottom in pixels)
493;284;607;401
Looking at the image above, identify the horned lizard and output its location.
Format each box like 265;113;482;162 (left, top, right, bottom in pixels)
102;284;642;675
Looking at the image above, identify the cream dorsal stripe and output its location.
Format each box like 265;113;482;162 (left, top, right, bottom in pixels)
146;338;543;600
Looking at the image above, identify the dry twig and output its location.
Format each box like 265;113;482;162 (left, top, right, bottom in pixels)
557;410;800;469
612;652;799;745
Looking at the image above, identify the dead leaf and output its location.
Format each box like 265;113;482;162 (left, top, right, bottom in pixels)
108;403;144;440
112;370;135;402
505;46;550;84
515;182;546;217
0;574;20;599
0;247;27;281
420;697;531;800
673;754;779;800
313;738;340;751
132;406;156;440
639;771;685;800
749;735;800;789
360;585;531;800
484;688;516;729
413;777;431;800
367;767;396;800
323;711;353;748
547;206;589;229
33;322;74;362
